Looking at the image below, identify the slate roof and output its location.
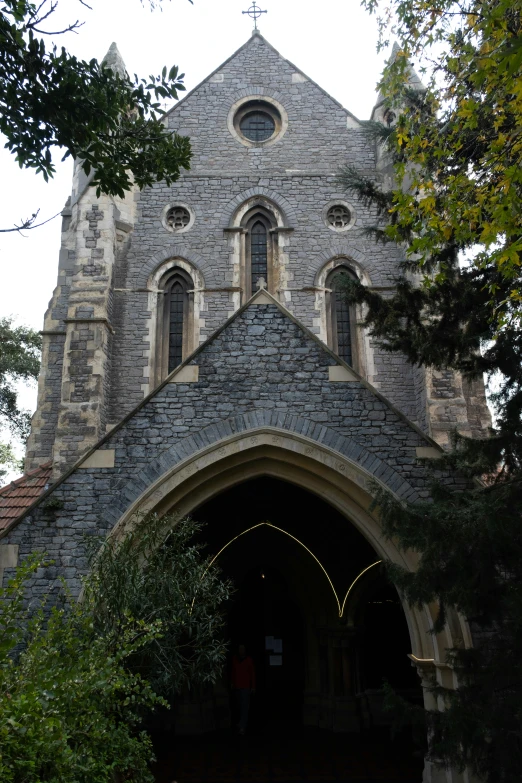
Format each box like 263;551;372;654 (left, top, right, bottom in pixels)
0;462;52;531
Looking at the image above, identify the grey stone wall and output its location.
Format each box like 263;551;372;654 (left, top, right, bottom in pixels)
5;303;462;600
108;33;411;425
24;31;489;474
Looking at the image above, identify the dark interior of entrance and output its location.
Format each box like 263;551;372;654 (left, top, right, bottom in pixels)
153;477;424;782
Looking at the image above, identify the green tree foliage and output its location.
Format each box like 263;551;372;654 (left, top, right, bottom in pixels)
334;1;522;779
0;0;192;204
361;0;522;328
0;317;41;480
0;515;230;782
0;555;165;783
0;444;23;481
84;515;232;696
0;317;40;439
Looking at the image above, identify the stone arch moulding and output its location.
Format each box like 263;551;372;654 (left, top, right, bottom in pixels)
147;256;203;291
220;187;297;229
143;257;205;390
103;413;420;535
103;424;472;671
99;421;473;782
308;244;376;288
315;254;372;290
136;244;218;289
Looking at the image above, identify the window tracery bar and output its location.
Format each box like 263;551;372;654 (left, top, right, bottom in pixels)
250;221;268;295
333;284;353;366
168;280;185;372
240;112;275;142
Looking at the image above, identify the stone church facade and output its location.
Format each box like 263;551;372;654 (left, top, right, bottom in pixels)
0;32;490;783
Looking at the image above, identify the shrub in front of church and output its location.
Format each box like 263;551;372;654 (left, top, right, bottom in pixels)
83;515;232;697
0;517;230;781
0;555;165;783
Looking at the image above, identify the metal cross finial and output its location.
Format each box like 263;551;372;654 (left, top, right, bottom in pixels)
242;1;267;30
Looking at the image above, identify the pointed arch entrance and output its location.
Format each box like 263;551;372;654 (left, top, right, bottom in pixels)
189;477;420;735
110;429;471;783
110;428;470;664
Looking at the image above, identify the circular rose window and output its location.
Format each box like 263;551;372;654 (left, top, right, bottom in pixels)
327;204;352;229
239;111;276;142
229;98;287;147
166;206;190;230
161;203;195;234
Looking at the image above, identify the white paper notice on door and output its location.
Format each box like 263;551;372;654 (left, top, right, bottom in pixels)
269;655;282;666
265;636;274;650
273;638;283;653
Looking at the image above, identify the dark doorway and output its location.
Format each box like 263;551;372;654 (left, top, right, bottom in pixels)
227;565;305;730
153;477;424;782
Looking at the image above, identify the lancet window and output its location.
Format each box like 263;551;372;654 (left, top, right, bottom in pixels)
155;268;195;380
167;276;188;372
241;207;277;301
326;267;358;368
250;221;268;295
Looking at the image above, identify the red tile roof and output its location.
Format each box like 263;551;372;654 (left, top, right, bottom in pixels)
0;462;52;532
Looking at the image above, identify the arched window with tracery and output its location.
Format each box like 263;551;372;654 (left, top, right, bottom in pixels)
250;220;268;295
326;267;358;368
154;267;195;380
166;275;188;372
240;207;277;300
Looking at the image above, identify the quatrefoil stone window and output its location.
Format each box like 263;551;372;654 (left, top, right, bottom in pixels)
167;207;190;230
327;205;351;229
162;203;195;234
323;201;356;232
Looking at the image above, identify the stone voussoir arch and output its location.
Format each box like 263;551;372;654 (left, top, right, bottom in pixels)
136;244;218;289
101;419;466;670
228;87;287;103
99;414;477;723
220;187;297;229
308;244;378;288
102;412;419;533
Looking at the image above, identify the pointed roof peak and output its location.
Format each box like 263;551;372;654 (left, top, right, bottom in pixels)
162;30;361;126
389;41;401;62
102;42;127;79
387;41;425;91
372;41;425;114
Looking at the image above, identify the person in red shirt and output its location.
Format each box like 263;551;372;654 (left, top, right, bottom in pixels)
231;643;256;734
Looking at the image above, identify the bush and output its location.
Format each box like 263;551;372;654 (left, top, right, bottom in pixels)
0;515;231;782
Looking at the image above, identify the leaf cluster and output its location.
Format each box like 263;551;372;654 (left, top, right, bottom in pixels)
360;0;522;328
0;555;165;783
338;1;522;778
83;514;232;697
0;316;41;441
0;0;192;197
0;443;23;481
0;514;230;782
374;477;522;780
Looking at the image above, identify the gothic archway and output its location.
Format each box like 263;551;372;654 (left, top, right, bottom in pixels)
109;430;471;663
108;430;470;783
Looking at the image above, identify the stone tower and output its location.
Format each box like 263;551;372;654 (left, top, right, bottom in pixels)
0;32;489;783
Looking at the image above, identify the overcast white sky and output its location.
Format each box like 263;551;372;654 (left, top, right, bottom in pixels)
0;0;387;465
